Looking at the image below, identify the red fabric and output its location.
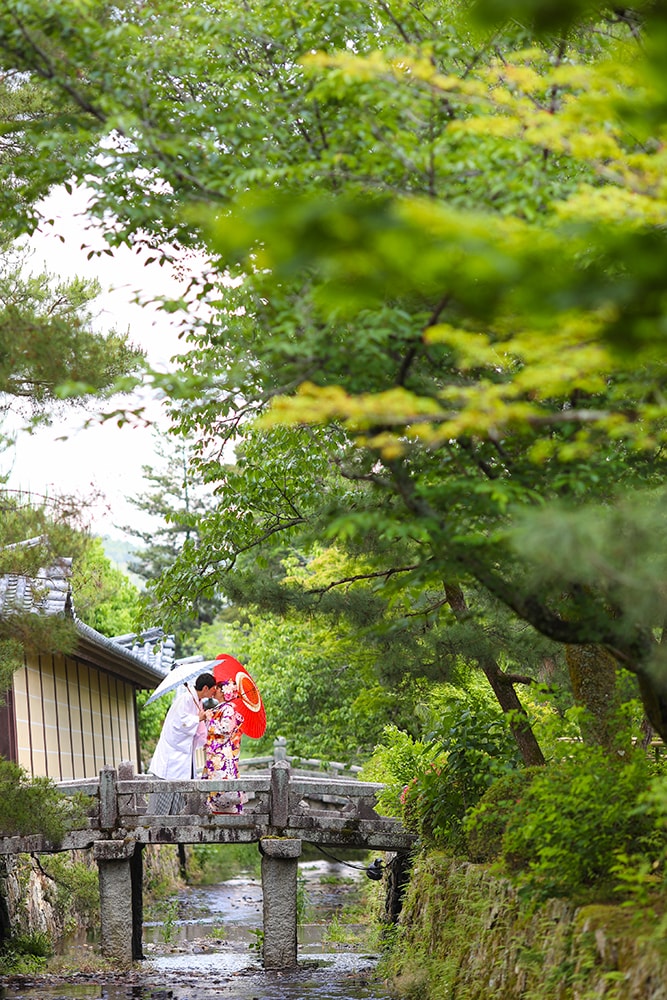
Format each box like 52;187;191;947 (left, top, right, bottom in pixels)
213;653;267;738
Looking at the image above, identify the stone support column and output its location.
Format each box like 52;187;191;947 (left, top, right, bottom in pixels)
117;761;144;961
129;844;144;960
0;857;11;944
260;837;302;970
94;841;135;969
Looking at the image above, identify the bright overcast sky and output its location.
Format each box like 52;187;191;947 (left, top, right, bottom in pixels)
2;185;197;541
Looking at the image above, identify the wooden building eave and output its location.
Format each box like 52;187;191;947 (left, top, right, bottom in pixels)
74;619;166;690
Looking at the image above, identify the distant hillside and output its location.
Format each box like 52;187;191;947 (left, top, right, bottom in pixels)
100;535;144;588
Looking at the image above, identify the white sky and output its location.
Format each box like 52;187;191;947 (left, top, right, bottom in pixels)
1;186;198;541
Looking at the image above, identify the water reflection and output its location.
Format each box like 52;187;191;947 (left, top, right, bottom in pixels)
143;875;263;948
0;955;395;1000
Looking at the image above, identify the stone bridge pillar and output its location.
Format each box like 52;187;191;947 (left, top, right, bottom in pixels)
94;840;135;969
117;761;144;961
260;837;302;969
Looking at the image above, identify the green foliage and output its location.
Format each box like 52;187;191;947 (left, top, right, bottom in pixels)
0;494;84;572
7;930;52;957
137;688;171;771
511;490;667;648
194;604;426;760
518;685;582;757
360;724;432;816
463;768;537;863
626;770;667;911
189;843;261;885
0;759;90;842
401;705;521;851
0;501;147;709
4;0;667;863
0;490;141;695
642;770;667;833
5;0;662;751
0;243;142;409
0;930;52;975
122;433;221;653
248;927;264;957
7;4;667;978
157;899;179;944
0;639;24;697
497;747;663;900
38;854;100;929
71;536;142;636
142;846;184;903
296;875;308;926
366;693;522;849
379;850;667;1000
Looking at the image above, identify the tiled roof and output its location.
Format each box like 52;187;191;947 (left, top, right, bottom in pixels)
110;628;176;676
0;548;175;679
75;619;175;682
0;556;72;616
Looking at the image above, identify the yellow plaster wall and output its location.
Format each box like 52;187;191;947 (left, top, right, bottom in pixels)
13;653;138;780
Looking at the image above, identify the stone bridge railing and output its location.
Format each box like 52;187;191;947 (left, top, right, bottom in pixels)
237;735;363;779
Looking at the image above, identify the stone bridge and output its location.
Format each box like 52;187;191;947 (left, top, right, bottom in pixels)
0;748;415;970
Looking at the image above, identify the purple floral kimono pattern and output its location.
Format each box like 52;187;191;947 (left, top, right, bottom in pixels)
202;703;247;815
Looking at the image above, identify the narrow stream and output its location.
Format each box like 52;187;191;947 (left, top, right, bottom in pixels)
0;860;400;1000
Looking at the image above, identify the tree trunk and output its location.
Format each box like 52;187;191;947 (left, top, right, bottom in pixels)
444;583;545;767
639;626;667;744
635;672;667;744
565;644;627;752
478;655;546;766
386;457;667;745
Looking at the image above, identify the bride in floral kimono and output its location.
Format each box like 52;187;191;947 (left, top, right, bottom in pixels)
202;678;248;815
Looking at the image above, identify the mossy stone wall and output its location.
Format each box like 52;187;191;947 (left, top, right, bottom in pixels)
384;853;666;1000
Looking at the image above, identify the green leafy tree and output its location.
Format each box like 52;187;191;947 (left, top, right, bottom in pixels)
195;599;422;760
494;746;660;900
121;432;221;651
3;0;667;744
70;536;142;636
0;493;90;690
0;505;145;695
125;434;205;581
182;7;667;742
0;244;141;417
0;69;96;237
136;688;173;771
0;233;143;679
0;759;90;841
0;74;143;675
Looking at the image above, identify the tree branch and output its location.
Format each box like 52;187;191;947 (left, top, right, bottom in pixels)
306;564;421;595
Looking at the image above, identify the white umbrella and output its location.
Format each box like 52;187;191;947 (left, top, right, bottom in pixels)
144;658;218;705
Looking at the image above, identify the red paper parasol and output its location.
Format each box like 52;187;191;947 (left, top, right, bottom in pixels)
213;653;266;739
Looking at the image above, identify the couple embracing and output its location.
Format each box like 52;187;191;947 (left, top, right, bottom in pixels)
148;671;247;816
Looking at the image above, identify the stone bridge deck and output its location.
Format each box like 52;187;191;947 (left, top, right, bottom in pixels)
0;758;416;970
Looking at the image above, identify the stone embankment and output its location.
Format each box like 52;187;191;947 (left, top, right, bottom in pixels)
0;846;184;949
0;855;74;943
385;853;666;1000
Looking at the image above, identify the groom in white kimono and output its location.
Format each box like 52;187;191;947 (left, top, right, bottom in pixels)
148;672;218;814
